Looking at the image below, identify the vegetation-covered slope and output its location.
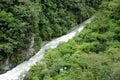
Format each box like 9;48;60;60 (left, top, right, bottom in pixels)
25;0;120;80
0;0;102;69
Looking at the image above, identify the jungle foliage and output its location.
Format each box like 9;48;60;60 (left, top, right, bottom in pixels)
26;0;120;80
0;0;102;63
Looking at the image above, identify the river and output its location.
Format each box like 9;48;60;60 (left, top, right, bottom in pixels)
0;17;94;80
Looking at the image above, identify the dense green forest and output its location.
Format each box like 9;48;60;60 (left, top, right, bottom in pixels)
0;0;102;69
25;0;120;80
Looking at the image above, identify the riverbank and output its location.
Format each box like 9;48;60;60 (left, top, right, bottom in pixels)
0;17;93;80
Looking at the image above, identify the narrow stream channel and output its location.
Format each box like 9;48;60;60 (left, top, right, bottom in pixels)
0;17;94;80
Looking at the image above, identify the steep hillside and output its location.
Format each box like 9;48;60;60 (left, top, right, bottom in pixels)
25;0;120;80
0;0;102;72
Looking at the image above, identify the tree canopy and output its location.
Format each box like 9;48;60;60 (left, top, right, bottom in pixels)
25;0;120;80
0;0;102;66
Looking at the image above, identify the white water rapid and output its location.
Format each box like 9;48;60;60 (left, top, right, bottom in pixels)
0;17;94;80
